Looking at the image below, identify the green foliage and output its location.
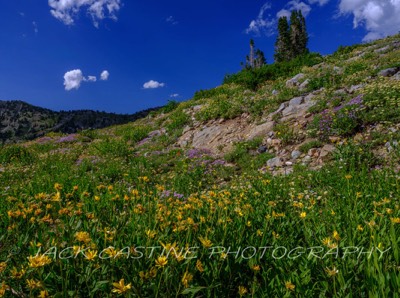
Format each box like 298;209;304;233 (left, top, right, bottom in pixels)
333;141;379;171
224;138;272;171
307;71;342;91
308;99;328;114
308;97;363;140
361;77;400;123
299;140;323;153
0;145;35;165
165;109;190;132
332;44;359;57
78;129;100;140
224;53;323;90
195;94;244;121
1;33;400;298
115;125;152;143
92;138;131;158
343;62;369;76
275;10;309;63
193;88;221;101
275;122;296;145
162;100;179;113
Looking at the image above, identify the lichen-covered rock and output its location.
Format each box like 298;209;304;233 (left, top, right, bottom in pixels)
286;73;305;88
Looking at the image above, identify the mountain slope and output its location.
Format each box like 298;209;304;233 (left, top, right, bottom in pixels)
0;34;400;297
0;100;158;143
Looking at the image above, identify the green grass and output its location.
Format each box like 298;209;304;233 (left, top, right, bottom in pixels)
1;34;400;298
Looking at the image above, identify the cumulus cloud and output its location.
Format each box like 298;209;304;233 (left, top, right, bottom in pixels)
170;93;179;98
63;69;109;90
86;76;97;82
277;1;312;19
64;69;84;91
100;70;109;81
48;0;122;27
339;0;400;41
143;80;165;89
246;2;276;36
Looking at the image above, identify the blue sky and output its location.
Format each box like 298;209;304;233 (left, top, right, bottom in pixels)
1;0;399;114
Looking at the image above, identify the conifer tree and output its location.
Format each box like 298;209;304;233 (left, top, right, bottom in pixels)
289;10;308;57
274;10;309;62
274;16;291;62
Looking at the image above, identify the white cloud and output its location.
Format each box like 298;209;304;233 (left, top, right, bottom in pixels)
166;16;178;25
48;0;121;27
170;93;179;98
100;70;109;80
143;80;165;89
246;2;276;36
86;76;97;82
277;1;312;19
339;0;400;41
63;69;108;90
64;69;84;91
308;0;330;6
247;1;315;36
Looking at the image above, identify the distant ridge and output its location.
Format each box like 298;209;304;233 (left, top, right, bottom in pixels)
0;100;159;143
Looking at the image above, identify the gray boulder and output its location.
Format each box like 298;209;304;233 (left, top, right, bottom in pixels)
267;157;283;168
379;67;400;77
286;73;305;88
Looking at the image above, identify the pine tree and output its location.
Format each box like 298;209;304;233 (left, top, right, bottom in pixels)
298;11;309;56
289;10;308;57
274;10;309;62
274;16;291;62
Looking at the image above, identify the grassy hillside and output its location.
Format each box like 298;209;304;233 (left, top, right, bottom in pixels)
0;35;400;297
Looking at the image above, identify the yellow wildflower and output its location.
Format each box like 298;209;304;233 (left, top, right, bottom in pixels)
196;260;204;272
238;286;248;296
54;183;62;191
198;236;213;248
112;279;132;295
181;271;193;288
28;255;52;268
252;265;261;272
272;231;280;239
333;230;340;241
0;262;6;273
325;266;339;277
285;281;295;291
104;247;119;258
146;230;156;239
155;256;168;268
391;217;400;224
300;212;307;218
322;237;332;247
345;175;352;179
75;231;91;243
84;250;98;261
26;279;43;290
357;225;364;231
38;290;50;298
11;267;26;279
